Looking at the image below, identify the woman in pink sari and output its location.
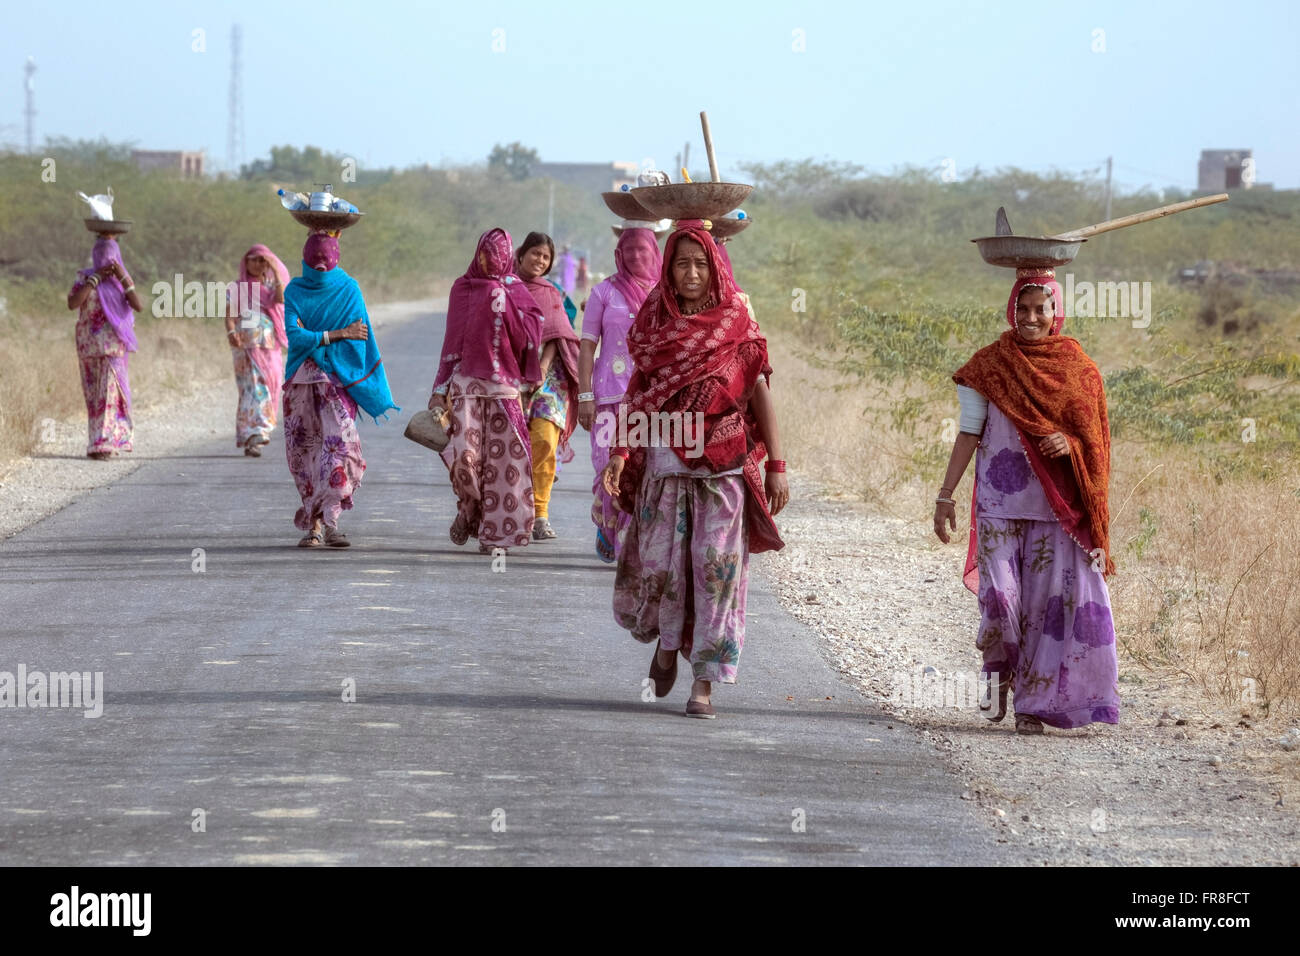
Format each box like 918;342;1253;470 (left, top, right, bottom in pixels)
577;227;661;561
430;229;544;553
66;237;142;459
225;244;290;456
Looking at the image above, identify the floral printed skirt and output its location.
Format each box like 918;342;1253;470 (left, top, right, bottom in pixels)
282;375;365;531
232;346;283;447
79;354;133;455
975;516;1120;728
439;377;535;549
613;471;750;684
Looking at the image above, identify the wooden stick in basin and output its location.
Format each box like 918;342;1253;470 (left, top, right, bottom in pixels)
700;111;721;183
1053;193;1229;241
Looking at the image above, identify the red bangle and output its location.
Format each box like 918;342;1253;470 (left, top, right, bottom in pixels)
612;448;630;460
765;459;786;473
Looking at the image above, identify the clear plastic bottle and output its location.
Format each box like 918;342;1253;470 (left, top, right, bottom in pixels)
277;189;309;211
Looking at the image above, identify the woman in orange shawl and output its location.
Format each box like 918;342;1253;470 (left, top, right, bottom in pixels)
934;268;1119;734
601;221;788;719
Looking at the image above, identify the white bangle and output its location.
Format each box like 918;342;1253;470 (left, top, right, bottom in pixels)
578;392;595;403
322;330;330;345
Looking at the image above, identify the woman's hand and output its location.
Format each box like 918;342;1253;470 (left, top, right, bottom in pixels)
427;394;445;412
601;456;624;497
342;319;369;341
933;500;958;543
578;399;595;430
765;471;789;516
1038;432;1070;458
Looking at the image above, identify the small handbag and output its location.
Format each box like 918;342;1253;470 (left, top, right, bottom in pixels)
403;407;452;452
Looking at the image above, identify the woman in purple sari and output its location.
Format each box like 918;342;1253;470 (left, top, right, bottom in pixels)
429;229;544;553
66;237;142;459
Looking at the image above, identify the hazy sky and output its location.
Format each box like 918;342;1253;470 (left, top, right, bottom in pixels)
6;0;1298;189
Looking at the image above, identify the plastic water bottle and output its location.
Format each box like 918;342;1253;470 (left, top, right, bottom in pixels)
278;189;309;211
331;198;359;214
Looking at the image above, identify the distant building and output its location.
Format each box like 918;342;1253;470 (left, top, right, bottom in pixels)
531;161;638;193
131;150;206;178
1197;149;1252;191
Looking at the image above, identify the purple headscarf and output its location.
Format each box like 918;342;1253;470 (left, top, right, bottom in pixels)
303;233;340;272
77;238;137;352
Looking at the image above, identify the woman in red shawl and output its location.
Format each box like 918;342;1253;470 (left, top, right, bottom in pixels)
601;221;788;719
514;231;580;541
934;269;1119;734
430;228;544;552
224;244;290;456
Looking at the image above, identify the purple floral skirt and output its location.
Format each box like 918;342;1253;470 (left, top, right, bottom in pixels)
282;377;365;531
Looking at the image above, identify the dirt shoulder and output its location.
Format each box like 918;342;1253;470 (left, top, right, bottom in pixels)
758;471;1300;865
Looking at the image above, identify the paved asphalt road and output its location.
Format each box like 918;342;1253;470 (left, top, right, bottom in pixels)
0;305;1011;865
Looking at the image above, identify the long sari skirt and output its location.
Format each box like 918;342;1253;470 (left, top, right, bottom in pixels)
590;400;630;556
78;353;133;455
975;516;1120;728
282;374;366;531
613;471;750;684
439;376;534;549
232;346;283;447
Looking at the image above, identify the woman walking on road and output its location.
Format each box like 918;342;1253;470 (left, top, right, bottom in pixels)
933;269;1119;734
514;231;580;542
282;231;398;548
430;228;544;553
578;227;661;562
601;221;788;719
225;244;290;457
66;234;141;460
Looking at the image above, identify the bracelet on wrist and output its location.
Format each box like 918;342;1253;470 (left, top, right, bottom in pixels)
577;392;595;403
935;497;956;505
765;459;786;474
612;448;630;460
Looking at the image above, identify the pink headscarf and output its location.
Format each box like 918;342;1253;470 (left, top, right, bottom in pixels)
77;238;137;352
1007;267;1065;335
433;228;543;391
608;228;661;315
236;243;291;348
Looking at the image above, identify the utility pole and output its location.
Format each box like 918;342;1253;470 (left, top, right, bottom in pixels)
682;142;690;177
227;25;244;175
1104;155;1113;222
547;181;554;237
24;57;36;154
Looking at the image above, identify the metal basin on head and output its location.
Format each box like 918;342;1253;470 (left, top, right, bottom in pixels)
601;191;660;220
84;219;132;236
289;209;364;231
708;217;752;239
630;182;753;221
972;235;1085;269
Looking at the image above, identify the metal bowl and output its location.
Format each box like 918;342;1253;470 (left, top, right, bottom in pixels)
84;218;132;236
709;217;752;239
630;182;753;221
602;191;660;220
972;235;1085;269
289;208;364;231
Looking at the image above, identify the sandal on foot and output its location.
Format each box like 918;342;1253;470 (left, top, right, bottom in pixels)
685;699;716;719
595;529;615;564
1015;714;1044;735
648;643;677;698
298;529;324;548
244;436;262;457
532;517;557;541
323;526;350;548
980;672;1012;723
450;515;470;546
479;542;508;555
87;451;112;460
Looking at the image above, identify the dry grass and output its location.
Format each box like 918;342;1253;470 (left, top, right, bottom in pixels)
765;325;1300;720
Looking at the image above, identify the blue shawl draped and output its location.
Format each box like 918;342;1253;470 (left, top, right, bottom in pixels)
283;262;399;422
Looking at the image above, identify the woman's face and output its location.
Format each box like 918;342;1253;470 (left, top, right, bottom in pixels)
1014;288;1055;342
245;254;266;279
671;238;710;307
518;244;551;280
622;241;654;276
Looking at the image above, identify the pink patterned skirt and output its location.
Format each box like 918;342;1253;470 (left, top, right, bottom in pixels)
232;346;283;446
79;355;133;455
282;360;365;531
439;374;534;549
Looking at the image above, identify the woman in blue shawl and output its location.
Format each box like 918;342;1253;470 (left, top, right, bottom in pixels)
282;232;398;548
